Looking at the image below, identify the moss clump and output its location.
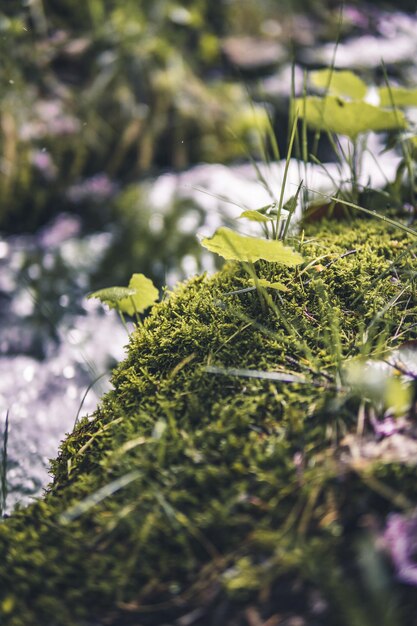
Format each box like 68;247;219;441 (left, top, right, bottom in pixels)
2;218;417;625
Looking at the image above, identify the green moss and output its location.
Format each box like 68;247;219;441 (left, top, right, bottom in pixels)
2;219;417;625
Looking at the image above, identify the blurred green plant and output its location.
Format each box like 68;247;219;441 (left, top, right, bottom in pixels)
297;68;417;210
0;1;273;231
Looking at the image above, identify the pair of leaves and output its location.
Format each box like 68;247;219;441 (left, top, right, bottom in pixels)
295;95;407;140
88;273;158;316
302;68;414;139
311;69;417;108
201;227;303;265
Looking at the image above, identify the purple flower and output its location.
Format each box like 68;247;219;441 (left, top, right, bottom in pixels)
383;513;417;586
37;213;81;249
369;414;406;438
344;6;370;30
31;149;57;181
47;115;80;136
20;100;80;140
66;174;118;204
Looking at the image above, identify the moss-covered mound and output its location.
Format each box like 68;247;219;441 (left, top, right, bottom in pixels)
2;219;417;626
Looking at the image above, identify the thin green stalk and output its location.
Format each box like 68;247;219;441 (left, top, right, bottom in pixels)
301;69;308;166
312;2;343;157
224;126;277;208
265;109;281;162
309;154;341;191
332;133;351;173
381;60;415;211
1;411;9;516
73;373;108;429
291;56;302;162
117;310;131;335
248;97;271;169
276;110;299;238
351;138;359;202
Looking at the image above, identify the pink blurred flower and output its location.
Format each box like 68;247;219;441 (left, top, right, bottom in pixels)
31;149;57;181
344;6;370;30
370;414;406;438
20;100;80;140
383;513;417;586
66;174;118;203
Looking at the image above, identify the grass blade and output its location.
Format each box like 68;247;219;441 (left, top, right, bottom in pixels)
60;470;140;524
205;365;307;384
307;187;417;238
276;109;299;237
1;411;9;516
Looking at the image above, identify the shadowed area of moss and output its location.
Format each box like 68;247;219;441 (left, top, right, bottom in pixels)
2;219;417;625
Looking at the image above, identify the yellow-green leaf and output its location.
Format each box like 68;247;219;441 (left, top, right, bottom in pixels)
88;274;159;316
201;227;303;265
379;86;417;108
295;96;407;139
118;273;159;316
238;209;272;223
310;69;367;100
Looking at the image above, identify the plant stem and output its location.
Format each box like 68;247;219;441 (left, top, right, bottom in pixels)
1;411;9;516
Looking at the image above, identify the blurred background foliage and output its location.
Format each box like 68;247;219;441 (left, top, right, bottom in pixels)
0;0;414;285
3;0;407;232
0;0;282;231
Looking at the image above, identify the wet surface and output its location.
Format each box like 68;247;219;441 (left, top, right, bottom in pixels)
0;224;127;510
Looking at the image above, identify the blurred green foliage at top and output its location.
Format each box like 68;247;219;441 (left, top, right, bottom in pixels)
0;0;284;231
0;0;413;232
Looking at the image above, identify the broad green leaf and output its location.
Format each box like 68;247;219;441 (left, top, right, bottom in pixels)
118;273;159;316
310;69;367;100
249;278;289;292
379;86;417;108
88;273;158;316
295;96;407;139
201;227;303;265
88;286;136;308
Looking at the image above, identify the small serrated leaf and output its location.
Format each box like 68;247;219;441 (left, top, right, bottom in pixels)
88;274;158;316
87;287;137;309
201;227;303;265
